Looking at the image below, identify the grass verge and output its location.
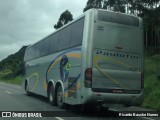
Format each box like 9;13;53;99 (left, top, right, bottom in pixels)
142;54;160;110
0;75;22;85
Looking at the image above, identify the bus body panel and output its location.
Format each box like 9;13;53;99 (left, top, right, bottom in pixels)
81;10;144;106
24;47;82;102
82;89;144;106
92;23;143;91
23;9;144;107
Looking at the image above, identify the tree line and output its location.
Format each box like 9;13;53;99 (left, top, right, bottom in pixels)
0;46;27;78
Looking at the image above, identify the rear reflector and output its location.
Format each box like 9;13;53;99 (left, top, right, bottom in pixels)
112;90;123;93
96;93;101;96
84;68;92;88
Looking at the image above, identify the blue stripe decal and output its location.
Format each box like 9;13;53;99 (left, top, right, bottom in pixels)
64;73;81;92
46;47;81;84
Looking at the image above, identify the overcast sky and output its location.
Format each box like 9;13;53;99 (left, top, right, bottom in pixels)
0;0;88;61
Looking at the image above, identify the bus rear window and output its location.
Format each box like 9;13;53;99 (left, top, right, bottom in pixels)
98;10;139;27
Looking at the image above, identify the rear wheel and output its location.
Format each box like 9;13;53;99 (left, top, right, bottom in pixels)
48;85;56;105
57;86;64;109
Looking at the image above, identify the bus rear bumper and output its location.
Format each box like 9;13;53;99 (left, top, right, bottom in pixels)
83;89;144;106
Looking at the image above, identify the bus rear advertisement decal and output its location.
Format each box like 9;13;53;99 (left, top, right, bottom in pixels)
95;49;141;60
93;54;129;88
93;49;141;89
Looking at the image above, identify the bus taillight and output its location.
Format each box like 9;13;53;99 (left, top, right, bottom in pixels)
84;68;92;88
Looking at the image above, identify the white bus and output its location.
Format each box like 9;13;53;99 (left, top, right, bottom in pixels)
23;9;144;109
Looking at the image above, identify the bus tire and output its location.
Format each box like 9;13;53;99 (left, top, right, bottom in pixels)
25;82;31;96
48;85;56;105
57;85;64;109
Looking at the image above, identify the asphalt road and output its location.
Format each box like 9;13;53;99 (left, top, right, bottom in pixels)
0;82;159;120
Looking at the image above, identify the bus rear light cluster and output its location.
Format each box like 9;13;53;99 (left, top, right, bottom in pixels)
84;68;92;88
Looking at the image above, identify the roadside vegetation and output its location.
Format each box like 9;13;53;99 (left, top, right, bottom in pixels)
0;46;27;85
0;70;22;85
142;53;160;110
0;74;22;85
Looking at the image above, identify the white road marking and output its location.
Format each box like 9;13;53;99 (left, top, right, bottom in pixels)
55;117;64;120
141;117;155;120
5;91;12;94
109;108;118;112
0;82;21;89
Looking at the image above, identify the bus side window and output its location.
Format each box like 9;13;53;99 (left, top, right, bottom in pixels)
58;25;71;51
70;18;84;47
49;32;59;54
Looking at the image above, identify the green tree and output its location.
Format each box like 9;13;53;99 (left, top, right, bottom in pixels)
113;0;126;13
84;0;126;13
54;10;73;29
83;0;103;12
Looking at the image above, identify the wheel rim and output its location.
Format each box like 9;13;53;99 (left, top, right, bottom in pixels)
49;90;53;102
